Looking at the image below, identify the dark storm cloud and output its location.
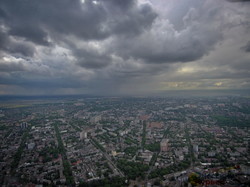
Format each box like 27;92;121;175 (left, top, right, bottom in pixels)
112;19;222;64
0;0;157;72
75;48;112;69
0;30;35;57
9;26;50;47
241;41;250;52
0;0;157;44
106;2;157;37
0;0;107;44
0;0;249;95
227;0;250;2
107;0;225;64
104;0;135;9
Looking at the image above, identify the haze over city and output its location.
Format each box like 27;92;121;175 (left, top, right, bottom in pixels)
0;0;250;96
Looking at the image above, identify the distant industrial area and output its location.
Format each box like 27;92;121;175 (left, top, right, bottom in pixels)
0;96;249;186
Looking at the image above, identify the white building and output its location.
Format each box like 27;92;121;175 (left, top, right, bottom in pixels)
80;131;88;140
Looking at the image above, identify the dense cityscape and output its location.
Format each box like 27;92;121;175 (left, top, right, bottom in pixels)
0;96;249;186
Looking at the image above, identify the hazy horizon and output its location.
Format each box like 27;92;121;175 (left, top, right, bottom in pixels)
0;89;249;99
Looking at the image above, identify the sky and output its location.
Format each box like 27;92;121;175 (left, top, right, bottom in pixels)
0;0;250;96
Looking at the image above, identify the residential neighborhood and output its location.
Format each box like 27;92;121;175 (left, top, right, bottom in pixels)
0;96;249;186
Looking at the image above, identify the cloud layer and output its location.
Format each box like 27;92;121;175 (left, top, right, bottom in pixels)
0;0;250;95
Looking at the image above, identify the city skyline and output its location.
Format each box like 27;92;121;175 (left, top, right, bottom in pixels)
0;0;250;96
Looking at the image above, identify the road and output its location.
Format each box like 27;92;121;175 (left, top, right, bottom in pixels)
90;137;125;178
145;125;172;181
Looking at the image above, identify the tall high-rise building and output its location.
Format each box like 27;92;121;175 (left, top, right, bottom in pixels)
20;122;28;129
160;139;169;152
248;140;250;154
193;144;199;153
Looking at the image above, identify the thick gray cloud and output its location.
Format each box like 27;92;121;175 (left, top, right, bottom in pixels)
75;48;112;69
0;0;157;70
0;61;26;72
110;2;223;64
0;0;249;95
227;0;250;2
241;41;250;52
0;0;156;43
111;22;222;64
0;0;105;43
0;30;35;57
